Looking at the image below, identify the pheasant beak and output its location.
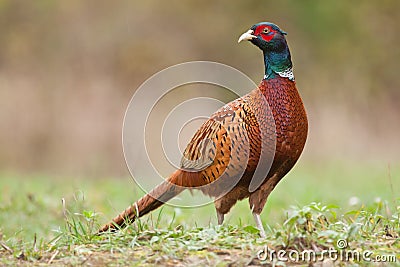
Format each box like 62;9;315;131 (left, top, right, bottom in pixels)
238;30;256;43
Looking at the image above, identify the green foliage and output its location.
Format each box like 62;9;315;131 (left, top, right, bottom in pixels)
0;163;398;265
1;194;399;265
275;201;399;251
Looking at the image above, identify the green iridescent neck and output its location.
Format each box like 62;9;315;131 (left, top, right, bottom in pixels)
263;47;294;81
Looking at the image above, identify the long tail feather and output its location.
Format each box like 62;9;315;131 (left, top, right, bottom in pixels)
98;170;188;233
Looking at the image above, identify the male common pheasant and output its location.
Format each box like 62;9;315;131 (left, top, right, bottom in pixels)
99;22;308;237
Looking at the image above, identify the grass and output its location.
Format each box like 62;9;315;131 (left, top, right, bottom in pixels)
0;161;399;266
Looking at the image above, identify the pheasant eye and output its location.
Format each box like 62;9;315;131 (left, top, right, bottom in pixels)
262;28;270;34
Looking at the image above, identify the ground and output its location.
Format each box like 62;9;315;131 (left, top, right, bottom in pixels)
0;162;399;266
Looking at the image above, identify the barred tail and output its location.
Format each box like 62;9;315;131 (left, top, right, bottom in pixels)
98;170;191;233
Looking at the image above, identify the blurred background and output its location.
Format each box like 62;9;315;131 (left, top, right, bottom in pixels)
1;0;399;177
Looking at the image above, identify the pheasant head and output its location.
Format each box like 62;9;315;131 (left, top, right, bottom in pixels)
238;22;294;81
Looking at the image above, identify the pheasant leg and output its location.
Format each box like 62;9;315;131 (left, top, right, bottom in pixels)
217;211;225;225
253;213;266;238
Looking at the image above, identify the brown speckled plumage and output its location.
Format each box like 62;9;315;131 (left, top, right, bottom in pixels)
98;22;308;236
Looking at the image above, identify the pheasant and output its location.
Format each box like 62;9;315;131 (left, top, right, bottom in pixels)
99;22;308;237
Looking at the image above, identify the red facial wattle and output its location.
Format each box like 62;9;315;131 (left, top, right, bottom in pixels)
254;26;276;42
